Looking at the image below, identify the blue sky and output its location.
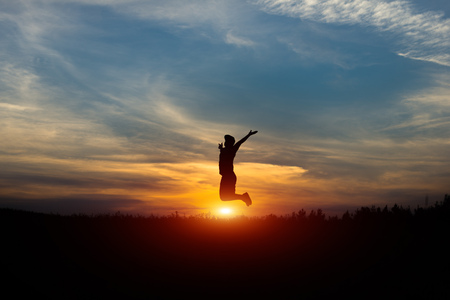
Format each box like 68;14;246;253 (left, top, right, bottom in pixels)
1;0;449;216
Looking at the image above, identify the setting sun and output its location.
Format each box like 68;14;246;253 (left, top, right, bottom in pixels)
220;208;232;215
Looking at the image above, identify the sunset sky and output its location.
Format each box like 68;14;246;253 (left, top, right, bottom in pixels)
1;0;449;217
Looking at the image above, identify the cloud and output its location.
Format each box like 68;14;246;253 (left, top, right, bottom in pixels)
0;63;43;104
110;0;231;26
256;0;450;66
0;150;313;216
0;1;79;69
225;31;256;47
380;71;450;135
0;103;39;111
0;1;262;162
61;0;257;48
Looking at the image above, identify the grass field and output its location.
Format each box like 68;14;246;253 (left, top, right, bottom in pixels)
2;196;449;299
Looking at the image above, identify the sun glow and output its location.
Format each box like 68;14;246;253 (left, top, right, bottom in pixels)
220;208;232;215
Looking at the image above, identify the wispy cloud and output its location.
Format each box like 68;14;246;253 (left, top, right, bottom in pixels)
225;31;256;47
70;0;257;49
0;103;39;111
381;72;450;133
256;0;450;66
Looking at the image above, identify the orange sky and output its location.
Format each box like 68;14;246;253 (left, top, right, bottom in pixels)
1;150;447;217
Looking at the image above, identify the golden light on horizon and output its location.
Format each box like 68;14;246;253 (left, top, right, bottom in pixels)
0;155;359;217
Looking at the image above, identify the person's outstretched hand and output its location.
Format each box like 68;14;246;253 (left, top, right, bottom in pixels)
218;142;223;149
249;130;258;135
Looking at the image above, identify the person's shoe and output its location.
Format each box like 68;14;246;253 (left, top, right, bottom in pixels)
243;192;252;206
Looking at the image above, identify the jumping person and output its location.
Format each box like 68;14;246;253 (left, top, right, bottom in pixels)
218;130;258;206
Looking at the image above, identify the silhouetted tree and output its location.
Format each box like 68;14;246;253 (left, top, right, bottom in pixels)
342;210;352;222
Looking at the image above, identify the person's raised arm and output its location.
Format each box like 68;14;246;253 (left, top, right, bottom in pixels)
235;130;258;149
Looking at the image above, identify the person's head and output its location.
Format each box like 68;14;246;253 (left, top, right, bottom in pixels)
224;135;235;147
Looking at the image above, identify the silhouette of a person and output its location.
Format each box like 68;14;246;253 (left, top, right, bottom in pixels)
218;130;258;206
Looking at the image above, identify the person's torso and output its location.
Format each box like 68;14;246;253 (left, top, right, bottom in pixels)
219;147;237;175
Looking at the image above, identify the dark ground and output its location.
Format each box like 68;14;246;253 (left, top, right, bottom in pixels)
2;196;450;299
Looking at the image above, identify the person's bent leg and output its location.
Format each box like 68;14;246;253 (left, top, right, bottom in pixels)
219;174;251;205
